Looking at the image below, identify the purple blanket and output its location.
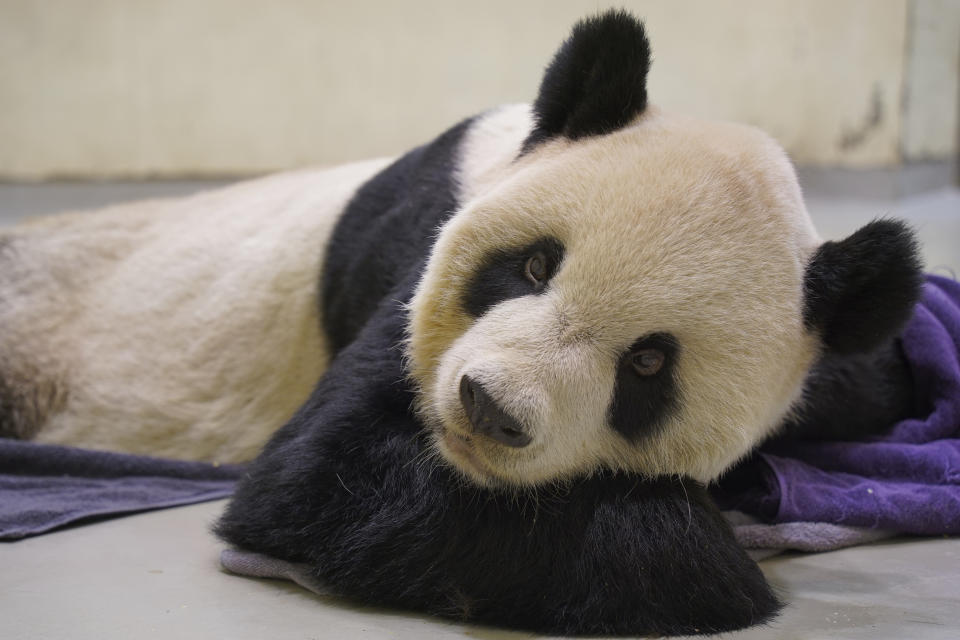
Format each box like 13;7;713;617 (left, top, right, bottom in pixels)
717;274;960;536
0;440;241;540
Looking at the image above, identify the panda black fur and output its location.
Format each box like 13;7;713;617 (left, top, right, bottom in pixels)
218;10;921;636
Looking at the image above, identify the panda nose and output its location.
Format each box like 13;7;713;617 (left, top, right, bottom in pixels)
459;375;532;448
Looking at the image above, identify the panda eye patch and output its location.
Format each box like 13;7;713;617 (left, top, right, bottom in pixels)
608;333;680;441
462;237;564;317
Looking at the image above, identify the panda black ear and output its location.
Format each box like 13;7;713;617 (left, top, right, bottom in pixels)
804;219;923;355
521;10;651;153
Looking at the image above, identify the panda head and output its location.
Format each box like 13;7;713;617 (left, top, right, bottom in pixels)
407;11;922;488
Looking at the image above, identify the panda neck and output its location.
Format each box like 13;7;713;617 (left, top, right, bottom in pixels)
776;335;916;442
456;104;535;205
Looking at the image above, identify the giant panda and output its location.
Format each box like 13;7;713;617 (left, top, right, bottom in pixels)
4;10;921;635
216;10;922;636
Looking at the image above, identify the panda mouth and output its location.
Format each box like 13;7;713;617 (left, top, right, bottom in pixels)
441;429;482;466
438;428;497;483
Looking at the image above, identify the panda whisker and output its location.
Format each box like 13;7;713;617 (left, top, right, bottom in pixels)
402;443;433;473
677;474;693;537
418;433;451;477
335;472;355;496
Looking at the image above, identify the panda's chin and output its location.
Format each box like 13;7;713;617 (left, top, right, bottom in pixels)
436;428;511;488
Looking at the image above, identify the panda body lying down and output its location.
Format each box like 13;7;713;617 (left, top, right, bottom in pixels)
5;11;922;635
218;13;919;635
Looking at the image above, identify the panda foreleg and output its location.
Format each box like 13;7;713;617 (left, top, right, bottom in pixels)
216;286;781;635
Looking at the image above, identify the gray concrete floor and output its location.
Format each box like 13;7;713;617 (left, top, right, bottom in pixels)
2;499;959;640
1;179;959;639
805;187;960;276
0;180;233;223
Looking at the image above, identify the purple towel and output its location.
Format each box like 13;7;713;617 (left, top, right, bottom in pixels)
721;275;960;536
0;440;242;540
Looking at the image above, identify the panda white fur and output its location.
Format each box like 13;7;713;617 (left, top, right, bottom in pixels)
0;160;388;460
4;12;923;633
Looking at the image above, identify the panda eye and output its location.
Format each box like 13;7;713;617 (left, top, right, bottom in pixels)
524;251;549;287
463;237;564;317
630;348;665;376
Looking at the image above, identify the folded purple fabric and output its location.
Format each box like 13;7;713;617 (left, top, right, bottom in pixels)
220;548;329;594
722;510;897;559
724;275;960;536
0;440;242;540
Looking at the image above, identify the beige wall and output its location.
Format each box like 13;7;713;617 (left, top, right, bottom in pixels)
1;0;956;179
902;0;960;161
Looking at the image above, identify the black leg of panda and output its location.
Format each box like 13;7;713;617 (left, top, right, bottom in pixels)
215;283;781;636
